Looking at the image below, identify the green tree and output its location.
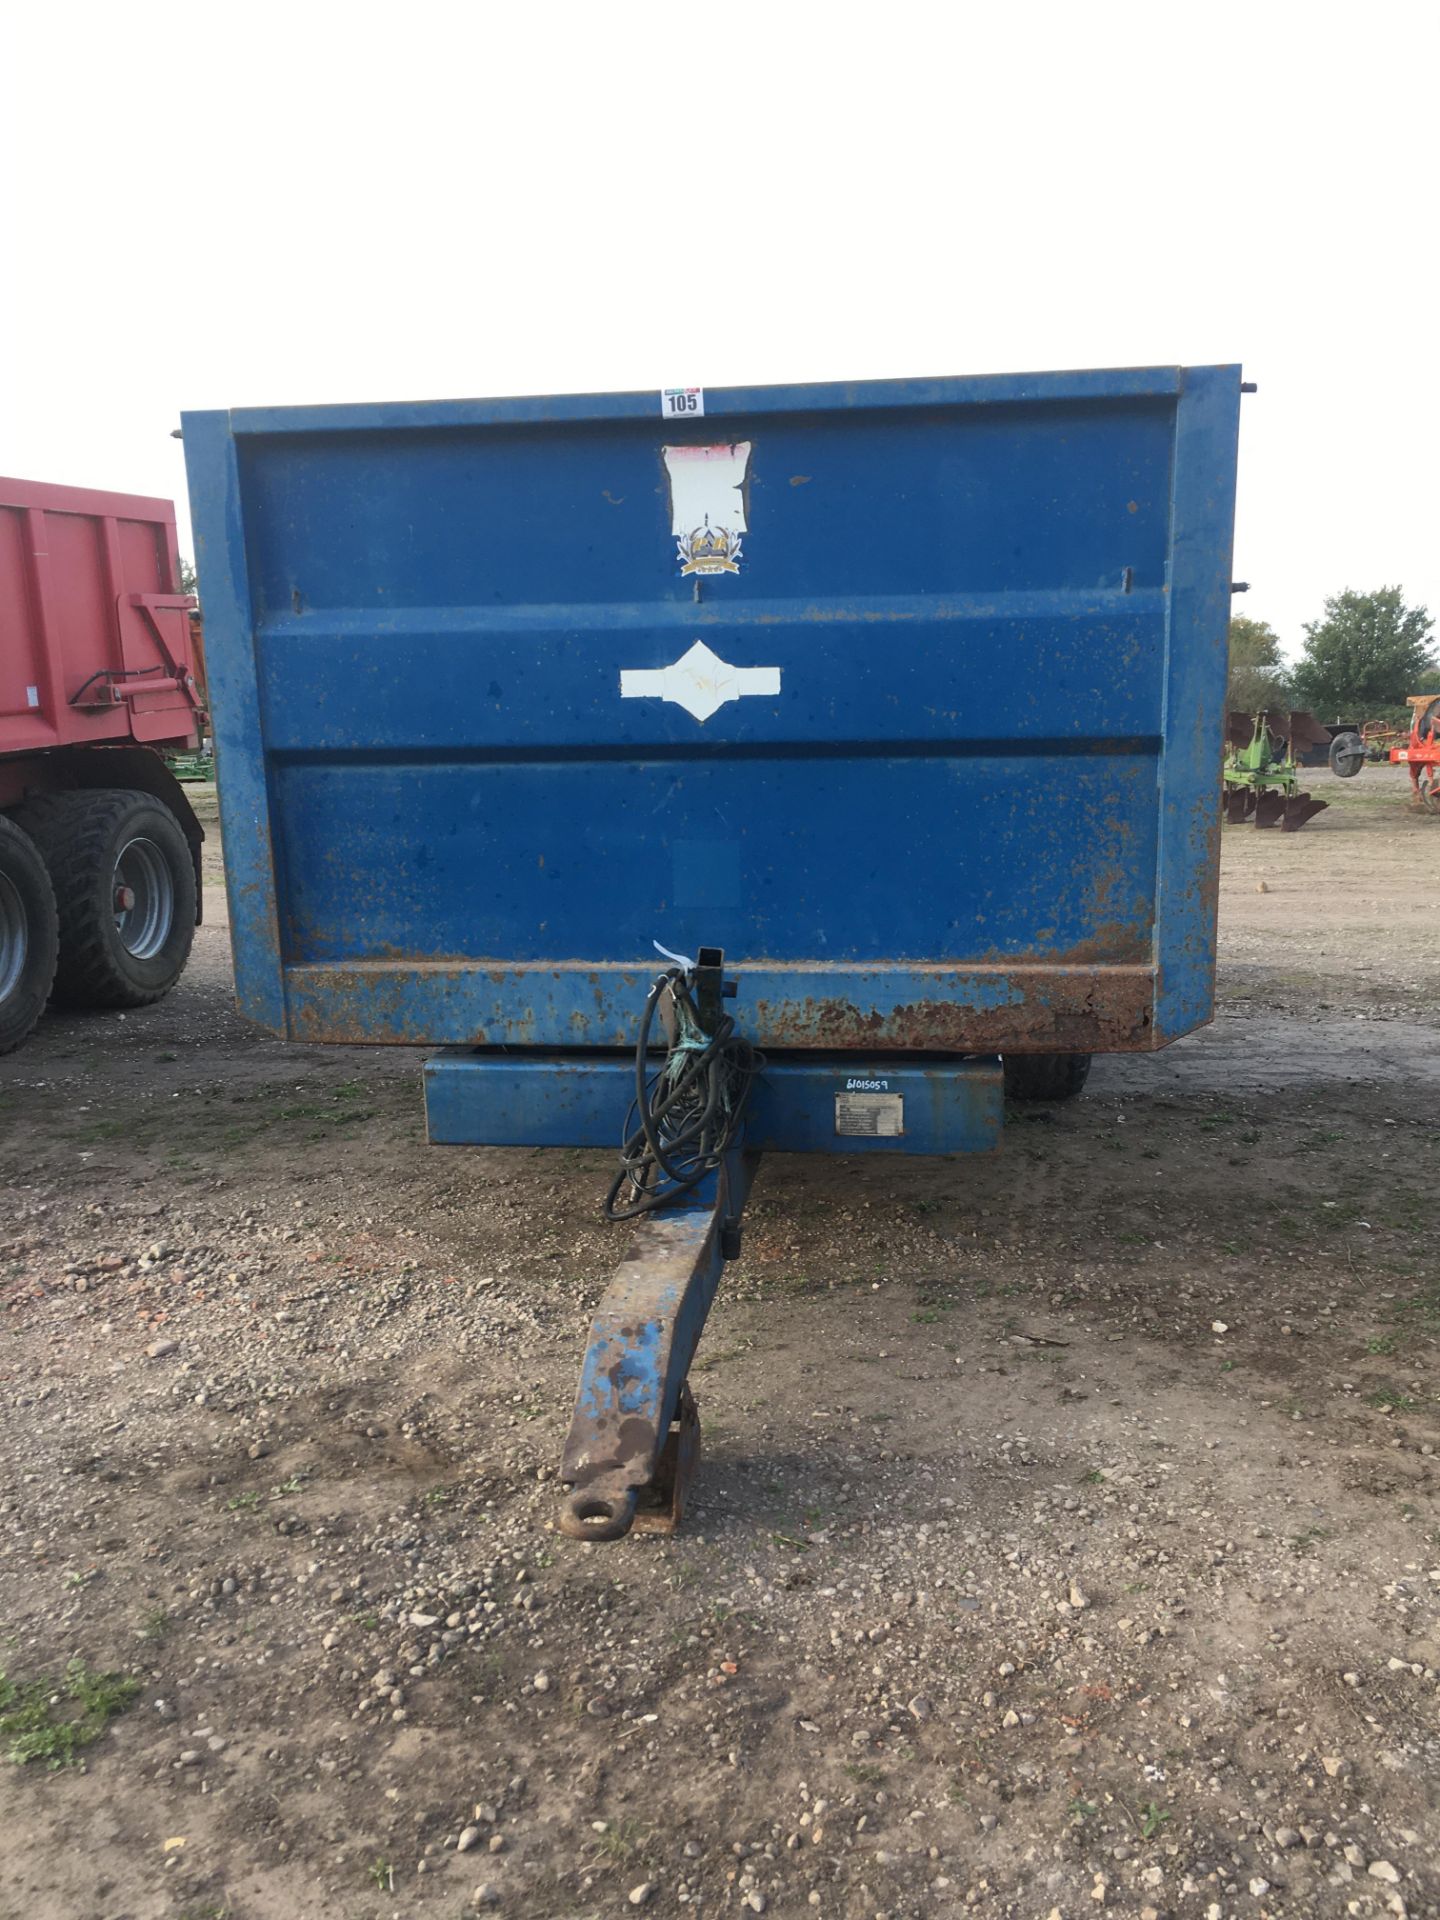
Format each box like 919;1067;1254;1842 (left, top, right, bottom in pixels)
1292;588;1436;717
177;555;199;598
1226;615;1289;713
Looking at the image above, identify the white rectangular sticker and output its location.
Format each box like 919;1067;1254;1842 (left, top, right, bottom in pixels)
663;441;749;575
835;1092;904;1138
661;386;704;419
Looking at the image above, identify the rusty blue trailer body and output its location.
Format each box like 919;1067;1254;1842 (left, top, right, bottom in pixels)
183;367;1243;1537
181;366;1243;1062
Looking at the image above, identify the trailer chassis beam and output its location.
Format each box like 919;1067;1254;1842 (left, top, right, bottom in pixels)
557;1145;757;1542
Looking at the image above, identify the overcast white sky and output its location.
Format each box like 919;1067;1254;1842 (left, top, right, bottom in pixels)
2;2;1435;659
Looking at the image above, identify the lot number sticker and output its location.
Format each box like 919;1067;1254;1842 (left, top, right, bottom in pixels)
661;387;705;419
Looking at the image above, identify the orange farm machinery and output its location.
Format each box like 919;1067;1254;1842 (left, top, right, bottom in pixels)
1392;696;1440;813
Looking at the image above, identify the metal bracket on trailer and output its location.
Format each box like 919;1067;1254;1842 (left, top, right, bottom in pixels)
557;1146;757;1541
69;594;202;713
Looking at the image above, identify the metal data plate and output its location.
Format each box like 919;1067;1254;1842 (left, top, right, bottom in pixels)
834;1089;904;1137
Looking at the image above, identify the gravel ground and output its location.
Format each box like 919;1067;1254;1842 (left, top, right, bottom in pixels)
1;766;1437;1920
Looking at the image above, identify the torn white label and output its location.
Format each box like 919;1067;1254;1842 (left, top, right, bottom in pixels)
652;940;697;970
660;386;704;418
663;441;750;575
835;1092;905;1138
621;639;780;725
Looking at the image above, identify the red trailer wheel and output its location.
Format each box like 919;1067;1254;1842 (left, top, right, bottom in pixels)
15;789;196;1009
0;816;59;1054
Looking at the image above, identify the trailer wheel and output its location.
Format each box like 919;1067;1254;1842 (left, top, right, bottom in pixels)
1328;731;1365;779
15;789;197;1010
1003;1052;1092;1103
0;816;59;1054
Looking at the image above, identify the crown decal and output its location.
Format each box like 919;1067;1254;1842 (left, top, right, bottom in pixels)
677;517;742;576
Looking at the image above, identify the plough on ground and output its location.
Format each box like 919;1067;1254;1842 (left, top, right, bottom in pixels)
1222;709;1339;830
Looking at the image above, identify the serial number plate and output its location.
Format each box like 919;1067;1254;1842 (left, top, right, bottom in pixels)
835;1092;904;1137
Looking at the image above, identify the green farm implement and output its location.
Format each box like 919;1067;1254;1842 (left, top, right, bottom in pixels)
1222;710;1332;830
163;747;214;784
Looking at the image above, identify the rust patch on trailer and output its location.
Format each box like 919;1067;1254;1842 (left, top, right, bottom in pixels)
970;922;1152;970
752;966;1155;1055
284;959;1161;1053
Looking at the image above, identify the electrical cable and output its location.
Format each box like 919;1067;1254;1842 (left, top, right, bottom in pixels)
603;965;761;1220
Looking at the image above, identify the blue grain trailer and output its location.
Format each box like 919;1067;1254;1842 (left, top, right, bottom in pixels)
183;367;1244;1537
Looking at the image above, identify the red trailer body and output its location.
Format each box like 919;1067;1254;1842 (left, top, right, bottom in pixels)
0;477;201;786
1;478;206;1054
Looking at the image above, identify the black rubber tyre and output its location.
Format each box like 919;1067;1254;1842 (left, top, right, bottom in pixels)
1003;1052;1093;1103
1328;731;1365;779
14;789;196;1011
0;815;59;1054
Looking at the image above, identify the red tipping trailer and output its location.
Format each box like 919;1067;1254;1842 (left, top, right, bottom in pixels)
0;477;206;1053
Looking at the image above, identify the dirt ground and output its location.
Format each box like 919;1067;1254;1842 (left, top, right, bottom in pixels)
2;764;1438;1920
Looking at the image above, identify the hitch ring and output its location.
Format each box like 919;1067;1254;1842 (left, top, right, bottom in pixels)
559;1486;638;1542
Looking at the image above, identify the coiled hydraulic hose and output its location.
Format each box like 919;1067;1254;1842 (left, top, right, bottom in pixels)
603;966;760;1220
